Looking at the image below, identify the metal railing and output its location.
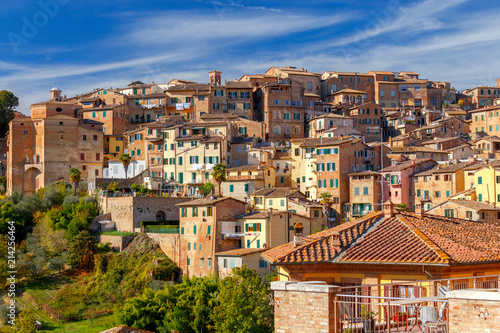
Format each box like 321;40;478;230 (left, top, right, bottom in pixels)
333;274;500;332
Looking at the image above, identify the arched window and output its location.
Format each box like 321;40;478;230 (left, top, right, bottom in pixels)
156;210;166;221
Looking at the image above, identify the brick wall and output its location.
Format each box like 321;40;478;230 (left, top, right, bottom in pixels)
272;281;338;333
447;289;500;333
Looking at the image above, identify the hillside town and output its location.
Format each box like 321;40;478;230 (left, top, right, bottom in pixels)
6;66;500;332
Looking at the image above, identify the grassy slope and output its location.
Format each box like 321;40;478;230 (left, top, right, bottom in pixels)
10;234;164;332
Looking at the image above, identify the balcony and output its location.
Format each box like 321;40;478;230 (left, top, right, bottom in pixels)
186;178;204;185
227;175;262;181
334;274;500;333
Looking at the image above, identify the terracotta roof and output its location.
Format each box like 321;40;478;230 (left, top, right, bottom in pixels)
299;136;354;148
225;81;254;89
215;248;266;257
446;199;500;211
175;197;244;207
200;113;239;119
349;170;380;176
389;146;449;154
227;164;273;172
167;83;210;91
252;187;299;198
332;88;366;95
382;158;435;172
264;211;500;266
401;213;500;264
262;213;382;264
339;215;446;264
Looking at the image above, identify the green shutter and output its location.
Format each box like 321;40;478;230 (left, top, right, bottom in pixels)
207;225;211;235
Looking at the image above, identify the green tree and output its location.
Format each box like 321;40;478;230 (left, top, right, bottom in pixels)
0;90;18;138
211;163;227;198
16;309;37;333
68;168;82;196
120;154;132;179
67;230;97;271
106;181;119;193
198;182;215;197
319;192;333;217
211;266;273;333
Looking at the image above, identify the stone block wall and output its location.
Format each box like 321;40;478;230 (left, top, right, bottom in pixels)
146;233;180;264
101;196;192;232
272;281;338;333
97;234;134;252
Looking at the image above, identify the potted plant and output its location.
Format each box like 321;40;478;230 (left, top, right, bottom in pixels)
392;311;408;322
360;304;377;333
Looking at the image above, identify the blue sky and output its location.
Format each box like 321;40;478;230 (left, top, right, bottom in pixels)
1;0;500;114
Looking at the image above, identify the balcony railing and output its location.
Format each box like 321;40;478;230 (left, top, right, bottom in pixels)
334;274;500;333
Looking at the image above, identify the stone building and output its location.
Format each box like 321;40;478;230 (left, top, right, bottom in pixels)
412;161;470;210
347;102;383;142
346;170;382;219
176;197;246;278
427;199;500;225
255;79;305;142
7;87;104;195
222;164;275;202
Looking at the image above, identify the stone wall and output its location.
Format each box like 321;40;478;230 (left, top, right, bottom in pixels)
447;289;500;333
101;196;192;232
272;281;338;333
97;234;134;252
146;233;181;264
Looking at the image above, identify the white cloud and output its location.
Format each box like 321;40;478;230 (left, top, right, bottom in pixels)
122;11;349;47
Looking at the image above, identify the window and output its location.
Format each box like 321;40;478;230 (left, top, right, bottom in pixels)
284;113;290;120
363;187;369;195
229;185;234;192
80;153;85;161
479;194;483;202
187;258;190;266
307;82;312;90
244;184;249;192
354;187;360;195
200;259;204;267
478;177;482;184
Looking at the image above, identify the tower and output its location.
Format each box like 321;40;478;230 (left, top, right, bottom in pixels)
50;85;62;101
209;70;222;86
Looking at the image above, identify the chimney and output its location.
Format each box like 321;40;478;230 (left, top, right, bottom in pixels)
417;199;425;218
383;200;395;219
293;223;304;247
268;207;273;217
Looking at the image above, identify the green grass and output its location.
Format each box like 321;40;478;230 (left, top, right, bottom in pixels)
100;231;135;236
40;315;116;332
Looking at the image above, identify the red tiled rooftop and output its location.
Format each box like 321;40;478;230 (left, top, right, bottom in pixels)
263;212;500;266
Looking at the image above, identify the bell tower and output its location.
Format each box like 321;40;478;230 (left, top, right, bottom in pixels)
50;85;62;101
209;70;222;86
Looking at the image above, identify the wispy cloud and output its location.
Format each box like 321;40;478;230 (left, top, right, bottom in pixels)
122;11;350;47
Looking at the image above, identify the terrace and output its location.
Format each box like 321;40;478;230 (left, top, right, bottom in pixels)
330;274;498;332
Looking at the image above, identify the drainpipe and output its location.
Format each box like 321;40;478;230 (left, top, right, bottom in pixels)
270;263;289;280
